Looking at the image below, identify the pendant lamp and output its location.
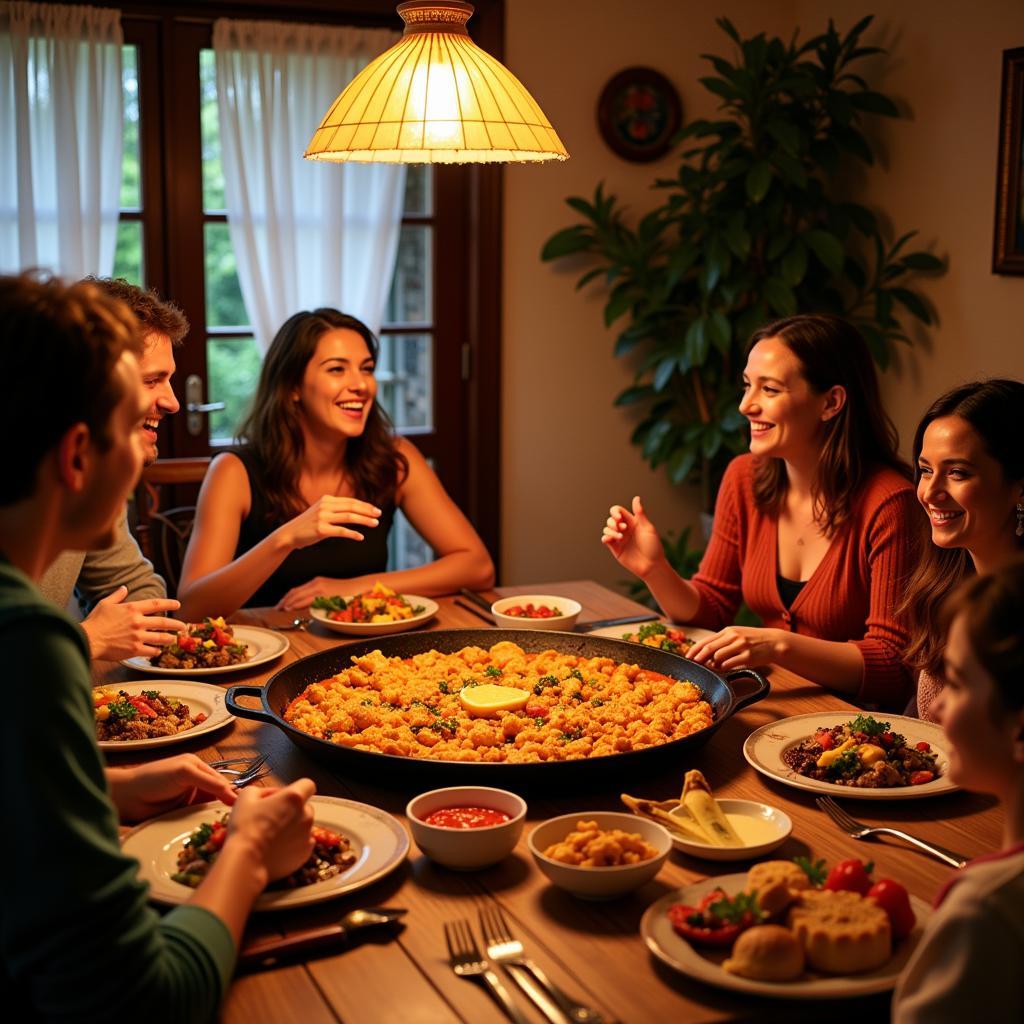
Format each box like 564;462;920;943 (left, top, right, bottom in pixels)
305;0;568;164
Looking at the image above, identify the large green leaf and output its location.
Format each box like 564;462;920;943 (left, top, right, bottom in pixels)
746;161;773;202
901;252;944;271
890;287;932;323
803;229;844;273
849;91;900;117
541;227;592;261
762;276;797;316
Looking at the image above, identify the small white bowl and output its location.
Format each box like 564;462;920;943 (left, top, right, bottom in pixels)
406;786;526;870
528;811;671;899
666;799;792;861
490;595;582;631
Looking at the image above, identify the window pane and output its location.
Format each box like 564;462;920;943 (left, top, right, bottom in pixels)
377;333;432;430
204;222;249;327
207;336;261;443
402;165;432;215
113;220;143;284
121;45;141;209
388;506;433;573
384;225;432;324
199;49;225;212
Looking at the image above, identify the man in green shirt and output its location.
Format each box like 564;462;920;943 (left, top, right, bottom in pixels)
0;273;316;1021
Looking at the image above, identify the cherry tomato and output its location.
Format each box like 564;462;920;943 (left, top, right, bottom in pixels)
824;858;874;895
910;770;934;785
880;732;895;747
915;741;931;752
212;627;232;647
815;729;835;751
128;697;158;719
867;879;916;940
666;889;760;947
178;635;198;653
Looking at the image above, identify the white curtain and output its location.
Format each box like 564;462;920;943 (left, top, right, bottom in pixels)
212;19;406;352
0;2;122;277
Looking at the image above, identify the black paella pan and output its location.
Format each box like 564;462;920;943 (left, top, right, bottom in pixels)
225;628;769;791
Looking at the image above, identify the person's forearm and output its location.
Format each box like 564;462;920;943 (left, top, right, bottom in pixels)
774;632;865;694
178;530;294;619
188;836;268;946
344;549;495;597
642;560;703;622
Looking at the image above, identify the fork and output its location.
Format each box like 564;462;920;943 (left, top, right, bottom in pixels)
208;754;265;771
480;906;603;1024
816;796;968;868
211;753;268;777
444;919;530;1024
231;765;271;788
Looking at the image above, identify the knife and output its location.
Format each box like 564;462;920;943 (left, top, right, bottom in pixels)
573;613;659;634
236;907;406;972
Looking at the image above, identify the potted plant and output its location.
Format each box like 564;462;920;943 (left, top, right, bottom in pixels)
542;15;943;527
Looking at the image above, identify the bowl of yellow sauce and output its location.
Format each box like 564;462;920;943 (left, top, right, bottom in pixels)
668;799;792;861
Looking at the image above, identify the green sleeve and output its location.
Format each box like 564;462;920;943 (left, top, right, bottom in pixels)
1;615;235;1021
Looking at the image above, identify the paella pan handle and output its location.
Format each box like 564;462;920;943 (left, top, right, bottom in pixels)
723;668;771;713
225;684;274;723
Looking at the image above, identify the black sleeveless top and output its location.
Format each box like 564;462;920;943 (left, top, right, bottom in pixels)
776;574;807;611
230;447;395;608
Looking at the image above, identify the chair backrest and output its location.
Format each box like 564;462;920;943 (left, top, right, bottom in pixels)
134;457;211;594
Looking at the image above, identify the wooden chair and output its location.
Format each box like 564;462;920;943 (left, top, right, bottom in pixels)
134;457;211;595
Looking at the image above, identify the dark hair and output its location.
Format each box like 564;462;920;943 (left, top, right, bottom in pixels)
83;277;189;345
747;314;910;534
0;271;143;506
900;379;1024;675
940;558;1024;714
237;308;407;523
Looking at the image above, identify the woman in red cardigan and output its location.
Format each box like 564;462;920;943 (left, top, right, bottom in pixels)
602;314;916;709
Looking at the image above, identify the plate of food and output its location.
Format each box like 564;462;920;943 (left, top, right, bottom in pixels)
310;583;438;636
121;619;289;677
743;712;956;799
123;795;409;911
641;859;929;998
94;680;233;751
585;620;714;657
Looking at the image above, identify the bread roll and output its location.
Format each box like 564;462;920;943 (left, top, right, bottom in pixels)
723;924;805;981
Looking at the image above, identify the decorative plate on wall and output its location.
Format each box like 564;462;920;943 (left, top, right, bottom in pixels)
597;66;682;162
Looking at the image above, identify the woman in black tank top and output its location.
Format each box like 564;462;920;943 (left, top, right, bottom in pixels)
176;310;494;616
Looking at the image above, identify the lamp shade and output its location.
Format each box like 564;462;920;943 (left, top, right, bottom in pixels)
305;0;568;164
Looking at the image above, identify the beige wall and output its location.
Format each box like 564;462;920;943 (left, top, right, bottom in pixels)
501;0;1024;588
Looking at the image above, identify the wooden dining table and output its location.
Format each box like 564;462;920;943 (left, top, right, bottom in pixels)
94;581;1004;1023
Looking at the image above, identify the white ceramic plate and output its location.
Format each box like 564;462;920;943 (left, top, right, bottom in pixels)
95;680;233;752
641;874;929;999
586;620;715;655
121;625;289;677
310;595;439;636
667;799;792;862
743;712;957;800
123;796;409;911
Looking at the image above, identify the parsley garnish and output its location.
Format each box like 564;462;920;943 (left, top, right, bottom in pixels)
484;665;502;678
793;856;828;886
848;714;888;737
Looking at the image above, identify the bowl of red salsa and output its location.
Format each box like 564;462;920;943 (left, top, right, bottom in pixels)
407;786;527;870
490;595;582;631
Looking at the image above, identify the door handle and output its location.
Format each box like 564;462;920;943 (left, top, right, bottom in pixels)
185;374;225;436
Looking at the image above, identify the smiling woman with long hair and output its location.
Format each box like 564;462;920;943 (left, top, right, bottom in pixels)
898;379;1024;721
177;309;493;616
602;314;918;709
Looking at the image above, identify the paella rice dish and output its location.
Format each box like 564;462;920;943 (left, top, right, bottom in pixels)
282;641;713;764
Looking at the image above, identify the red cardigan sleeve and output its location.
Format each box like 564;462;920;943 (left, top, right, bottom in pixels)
850;486;917;709
688;457;746;630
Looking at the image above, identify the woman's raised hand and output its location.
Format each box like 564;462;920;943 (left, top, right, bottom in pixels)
283;495;381;550
601;496;665;579
228;778;317;883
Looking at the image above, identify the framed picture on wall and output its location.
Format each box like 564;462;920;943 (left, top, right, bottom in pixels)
993;46;1024;275
597;66;682;163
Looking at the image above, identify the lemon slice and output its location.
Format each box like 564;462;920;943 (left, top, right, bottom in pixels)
459;683;530;716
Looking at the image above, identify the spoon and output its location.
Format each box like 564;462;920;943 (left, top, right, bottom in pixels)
277;617;311;631
237;908;407;971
